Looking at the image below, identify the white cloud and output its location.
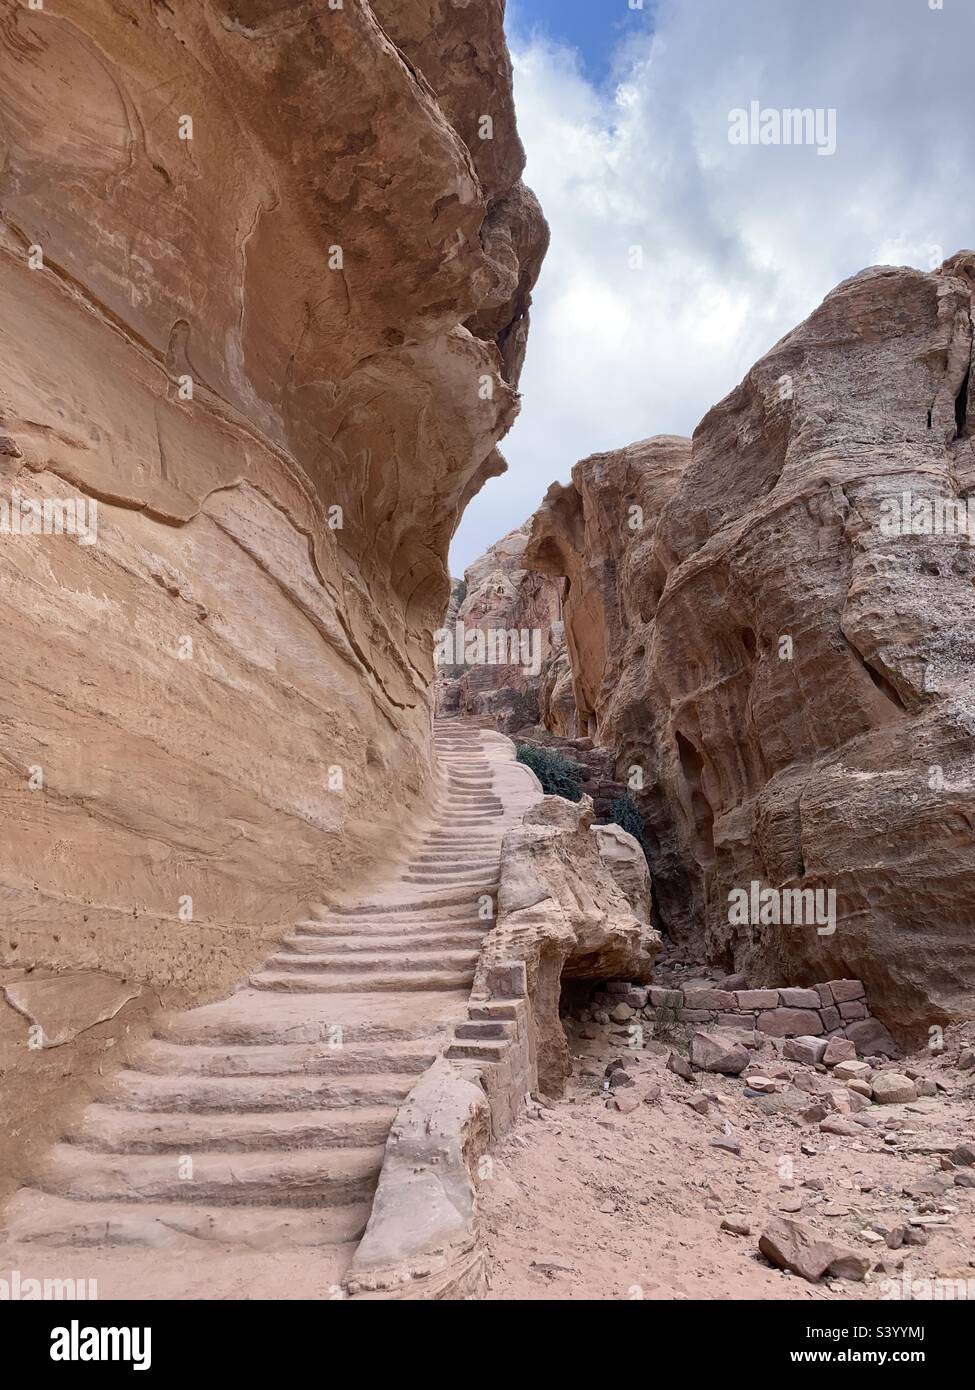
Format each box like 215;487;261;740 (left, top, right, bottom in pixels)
451;0;975;573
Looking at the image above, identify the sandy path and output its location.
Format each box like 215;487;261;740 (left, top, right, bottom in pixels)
481;1028;975;1301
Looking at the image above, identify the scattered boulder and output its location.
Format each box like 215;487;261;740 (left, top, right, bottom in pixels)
830;1087;872;1115
847;1079;873;1099
827;1250;872;1282
903;1227;930;1247
822;1038;857;1066
689;1029;749;1075
611;1093;640;1114
820;1117;861;1136
872;1073;918;1105
718;974;748;992
758;1217;870;1283
667;1051;696;1082
833;1059;873;1082
793;1071;826;1095
607;1069;635;1090
842;1018;899;1058
609;1003;636;1024
720;1217;751;1236
783;1035;828;1065
709;1136;742;1155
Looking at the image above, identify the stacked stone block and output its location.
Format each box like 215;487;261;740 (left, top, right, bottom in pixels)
591;978;874;1039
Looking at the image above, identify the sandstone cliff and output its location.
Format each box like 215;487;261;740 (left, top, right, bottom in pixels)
525;257;975;1042
526;436;691;738
437;523;563;729
0;0;545;1173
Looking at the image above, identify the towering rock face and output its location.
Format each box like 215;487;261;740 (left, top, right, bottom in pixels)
525;258;975;1042
526;436;691;738
438;524;563;728
0;2;546;1004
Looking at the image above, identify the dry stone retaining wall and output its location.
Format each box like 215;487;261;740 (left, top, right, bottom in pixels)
590;978;896;1055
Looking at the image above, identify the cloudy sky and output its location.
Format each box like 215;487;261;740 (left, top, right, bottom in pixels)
450;0;975;573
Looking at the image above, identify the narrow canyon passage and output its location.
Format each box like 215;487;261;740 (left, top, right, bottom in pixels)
0;722;534;1298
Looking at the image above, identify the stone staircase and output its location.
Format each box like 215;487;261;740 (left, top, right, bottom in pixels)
0;721;538;1298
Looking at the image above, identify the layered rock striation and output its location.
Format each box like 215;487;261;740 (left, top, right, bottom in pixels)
0;0;546;1185
0;0;545;992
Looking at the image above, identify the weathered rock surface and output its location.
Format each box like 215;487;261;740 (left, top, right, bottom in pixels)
2;973;142;1049
0;0;545;1190
345;1061;491;1300
525;435;691;740
524;257;975;1043
537;638;579;737
476;796;660;1094
436;524;563;729
590;822;653;926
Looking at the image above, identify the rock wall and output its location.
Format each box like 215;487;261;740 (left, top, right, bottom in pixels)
437;523;563;729
537;639;578;738
524;258;975;1043
0;0;545;1164
525;436;691;737
476;796;660;1094
629;979;895;1057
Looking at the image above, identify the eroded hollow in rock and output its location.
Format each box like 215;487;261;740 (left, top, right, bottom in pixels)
675;731;716;866
956;364;971;437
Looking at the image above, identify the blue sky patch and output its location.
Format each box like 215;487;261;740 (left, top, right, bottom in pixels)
508;0;656;86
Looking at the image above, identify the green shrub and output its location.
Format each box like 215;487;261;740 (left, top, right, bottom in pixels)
515;744;584;801
605;792;651;864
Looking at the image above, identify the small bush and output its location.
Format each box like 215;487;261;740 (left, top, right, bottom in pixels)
605;792;651;864
515;744;584;801
651;1007;686;1046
